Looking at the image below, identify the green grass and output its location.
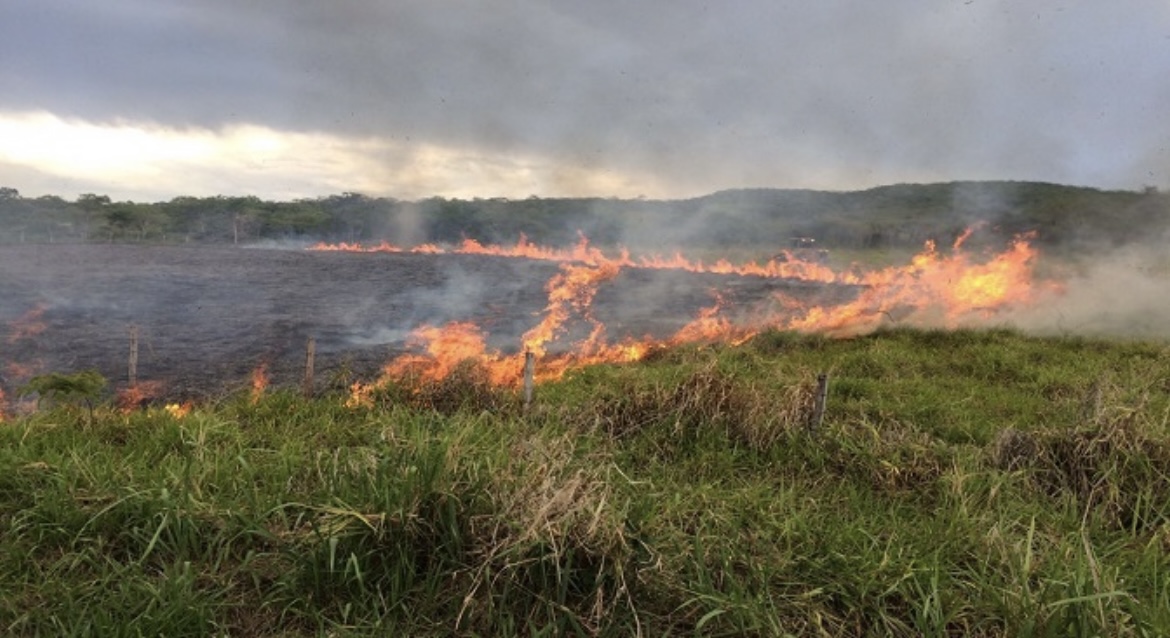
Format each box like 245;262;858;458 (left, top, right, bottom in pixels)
3;327;1170;636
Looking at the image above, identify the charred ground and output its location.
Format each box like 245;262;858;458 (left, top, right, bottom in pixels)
0;244;859;401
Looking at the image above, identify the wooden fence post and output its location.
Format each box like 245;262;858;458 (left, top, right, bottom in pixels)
523;351;535;412
128;325;139;386
303;337;316;398
810;372;829;433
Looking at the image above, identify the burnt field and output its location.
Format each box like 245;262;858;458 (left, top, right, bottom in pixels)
0;244;859;400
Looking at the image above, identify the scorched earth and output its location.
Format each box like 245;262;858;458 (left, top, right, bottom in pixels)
0;243;865;403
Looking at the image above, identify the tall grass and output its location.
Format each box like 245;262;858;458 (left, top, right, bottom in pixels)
2;327;1169;635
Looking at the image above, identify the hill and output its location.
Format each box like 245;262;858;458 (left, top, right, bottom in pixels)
0;181;1166;253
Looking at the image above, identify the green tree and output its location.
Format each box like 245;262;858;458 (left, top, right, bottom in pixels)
20;370;107;425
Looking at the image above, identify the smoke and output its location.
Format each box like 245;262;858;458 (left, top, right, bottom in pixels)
386;201;428;247
1006;241;1170;339
346;257;554;352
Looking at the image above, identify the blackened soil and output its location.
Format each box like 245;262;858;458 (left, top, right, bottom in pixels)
0;244;858;401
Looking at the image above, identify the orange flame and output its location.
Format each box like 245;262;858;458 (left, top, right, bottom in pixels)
346;381;375;409
782;234;1044;334
6;360;43;380
6;303;48;344
251;362;269;403
521;261;623;358
315;229;1050;399
382;322;520;386
117;381;164;413
164;402;193;418
3;303;51;419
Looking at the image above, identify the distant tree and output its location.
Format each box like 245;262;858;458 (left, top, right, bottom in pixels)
0;186;19;200
76;193;111;209
75;193;112;241
99;202;166;241
228;196;264;244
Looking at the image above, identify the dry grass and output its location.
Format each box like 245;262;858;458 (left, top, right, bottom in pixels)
561;361;818;453
374;360;517;415
986;377;1170;531
458;433;635;634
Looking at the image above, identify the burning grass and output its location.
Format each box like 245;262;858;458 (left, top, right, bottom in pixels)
307;229;1050;393
2;328;1170;636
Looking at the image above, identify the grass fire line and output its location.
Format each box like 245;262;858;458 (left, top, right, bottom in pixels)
0;228;1047;410
320;228;1047;406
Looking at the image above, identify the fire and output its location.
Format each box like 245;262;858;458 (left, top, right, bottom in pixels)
164;402;193;418
5;303;48;344
251;362;269;403
309;232;853;283
117;381;164;413
383;322;516;385
6;360;43;380
783;234;1043;334
346;381;375;409
667;295;756;346
312;229;1049;399
2;303;51;419
521;261;623;358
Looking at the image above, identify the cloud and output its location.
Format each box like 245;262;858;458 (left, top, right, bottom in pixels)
2;0;1169;200
0;110;670;201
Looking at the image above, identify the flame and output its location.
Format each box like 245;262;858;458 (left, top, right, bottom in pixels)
117;381;164;413
782;234;1044;334
6;360;44;380
5;303;48;344
667;295;756;346
251;362;269;403
2;303;51;419
381;322;521;386
164;402;193;418
346;381;375;409
521;261;623;358
309;232;852;282
314;230;1049;400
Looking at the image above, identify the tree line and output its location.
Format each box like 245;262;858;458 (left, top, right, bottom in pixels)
0;181;1165;253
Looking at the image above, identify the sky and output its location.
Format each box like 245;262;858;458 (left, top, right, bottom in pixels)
1;0;1168;202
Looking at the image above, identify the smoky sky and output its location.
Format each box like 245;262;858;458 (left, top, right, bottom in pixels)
2;0;1169;198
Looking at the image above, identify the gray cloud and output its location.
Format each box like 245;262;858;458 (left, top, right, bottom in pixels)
2;0;1169;198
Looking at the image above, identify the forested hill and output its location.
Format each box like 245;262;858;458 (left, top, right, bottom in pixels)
0;181;1166;252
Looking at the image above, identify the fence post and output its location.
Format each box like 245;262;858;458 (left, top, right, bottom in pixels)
523;351;535;412
303;337;316;398
128;325;139;387
809;372;829;433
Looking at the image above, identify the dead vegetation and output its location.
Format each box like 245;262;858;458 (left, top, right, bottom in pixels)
560;360;818;452
369;360;518;415
987;376;1170;531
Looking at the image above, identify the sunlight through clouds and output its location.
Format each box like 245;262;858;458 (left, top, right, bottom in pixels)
0;110;669;201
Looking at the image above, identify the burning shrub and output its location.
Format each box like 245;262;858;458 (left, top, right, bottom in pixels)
373;359;516;415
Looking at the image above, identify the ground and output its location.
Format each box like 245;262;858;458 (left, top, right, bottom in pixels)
0;244;858;401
